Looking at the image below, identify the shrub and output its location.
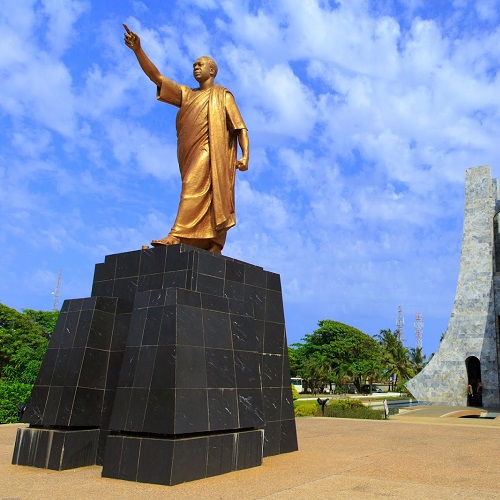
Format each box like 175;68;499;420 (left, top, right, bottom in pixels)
323;399;383;420
294;404;318;417
291;384;299;400
0;381;33;424
328;399;365;410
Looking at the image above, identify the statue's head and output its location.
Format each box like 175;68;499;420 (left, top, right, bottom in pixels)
193;56;218;83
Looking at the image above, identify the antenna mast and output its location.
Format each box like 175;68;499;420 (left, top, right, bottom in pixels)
414;312;423;349
396;305;404;344
52;270;62;311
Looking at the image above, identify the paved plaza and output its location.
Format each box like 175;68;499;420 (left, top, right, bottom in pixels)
2;408;500;499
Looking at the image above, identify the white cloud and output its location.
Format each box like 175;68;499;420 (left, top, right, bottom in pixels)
474;0;499;21
0;1;81;136
237;180;292;232
105;119;178;181
132;1;149;15
41;0;89;57
11;128;53;158
223;50;318;140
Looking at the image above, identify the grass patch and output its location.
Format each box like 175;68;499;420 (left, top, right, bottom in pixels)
294;399;318;408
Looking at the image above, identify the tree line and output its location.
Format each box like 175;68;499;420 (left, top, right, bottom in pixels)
289;320;427;394
0;303;58;423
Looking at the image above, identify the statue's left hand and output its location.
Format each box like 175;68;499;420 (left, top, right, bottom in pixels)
236;157;248;171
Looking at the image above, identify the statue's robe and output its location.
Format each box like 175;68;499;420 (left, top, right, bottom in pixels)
157;77;247;250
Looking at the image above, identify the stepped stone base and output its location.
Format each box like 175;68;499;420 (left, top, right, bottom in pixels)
102;429;263;485
12;427;99;470
12;244;297;484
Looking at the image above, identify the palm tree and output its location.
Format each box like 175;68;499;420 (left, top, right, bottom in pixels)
376;329;414;391
388;342;415;390
360;359;383;393
409;347;427;374
332;362;357;394
303;352;332;394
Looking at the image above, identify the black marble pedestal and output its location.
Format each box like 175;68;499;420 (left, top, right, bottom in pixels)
13;245;297;484
12;427;99;470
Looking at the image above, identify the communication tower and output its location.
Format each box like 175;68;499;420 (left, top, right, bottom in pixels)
396;305;404;344
52;270;62;311
414;312;423;349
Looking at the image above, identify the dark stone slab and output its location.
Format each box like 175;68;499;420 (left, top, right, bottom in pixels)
142;388;175;434
139;245;167;276
206;348;236;388
279;418;299;454
136;437;174;485
12;427;99;470
237;388;265;428
263;420;281;456
203;310;232;349
207;388;238;430
102;429;263;486
206;433;234;477
174;388;209;434
236;428;264;470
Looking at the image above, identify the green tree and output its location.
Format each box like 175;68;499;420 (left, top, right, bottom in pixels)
376;329;414;390
288;346;302;377
22;308;59;336
0;382;34;423
358;358;383;394
409;347;427;374
301;352;333;394
2;342;49;384
0;303;57;373
0;304;58;423
293;320;383;393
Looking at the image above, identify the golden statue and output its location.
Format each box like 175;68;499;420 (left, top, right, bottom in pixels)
123;24;249;254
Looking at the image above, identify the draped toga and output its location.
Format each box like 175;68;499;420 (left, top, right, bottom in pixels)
157;76;247;249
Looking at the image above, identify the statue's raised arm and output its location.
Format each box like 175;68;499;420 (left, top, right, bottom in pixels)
123;24;162;86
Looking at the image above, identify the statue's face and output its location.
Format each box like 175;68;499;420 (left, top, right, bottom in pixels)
193;58;213;83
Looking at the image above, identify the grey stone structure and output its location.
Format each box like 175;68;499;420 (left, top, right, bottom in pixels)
407;166;500;407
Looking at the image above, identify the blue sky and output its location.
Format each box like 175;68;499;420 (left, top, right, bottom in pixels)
2;0;500;356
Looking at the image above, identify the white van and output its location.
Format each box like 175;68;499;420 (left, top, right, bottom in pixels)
291;377;305;393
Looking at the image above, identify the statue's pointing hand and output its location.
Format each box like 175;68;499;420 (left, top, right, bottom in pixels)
123;23;140;52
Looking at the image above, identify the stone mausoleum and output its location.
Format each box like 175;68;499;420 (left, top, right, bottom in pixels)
407;166;500;407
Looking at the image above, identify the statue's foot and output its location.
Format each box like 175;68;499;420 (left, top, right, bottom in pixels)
207;242;223;254
151;235;181;247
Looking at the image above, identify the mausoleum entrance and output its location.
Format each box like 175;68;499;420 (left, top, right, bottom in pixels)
465;356;482;407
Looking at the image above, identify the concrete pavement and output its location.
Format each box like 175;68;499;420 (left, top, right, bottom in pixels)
1;409;500;499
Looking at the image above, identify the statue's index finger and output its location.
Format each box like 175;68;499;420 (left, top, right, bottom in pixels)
123;23;131;34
